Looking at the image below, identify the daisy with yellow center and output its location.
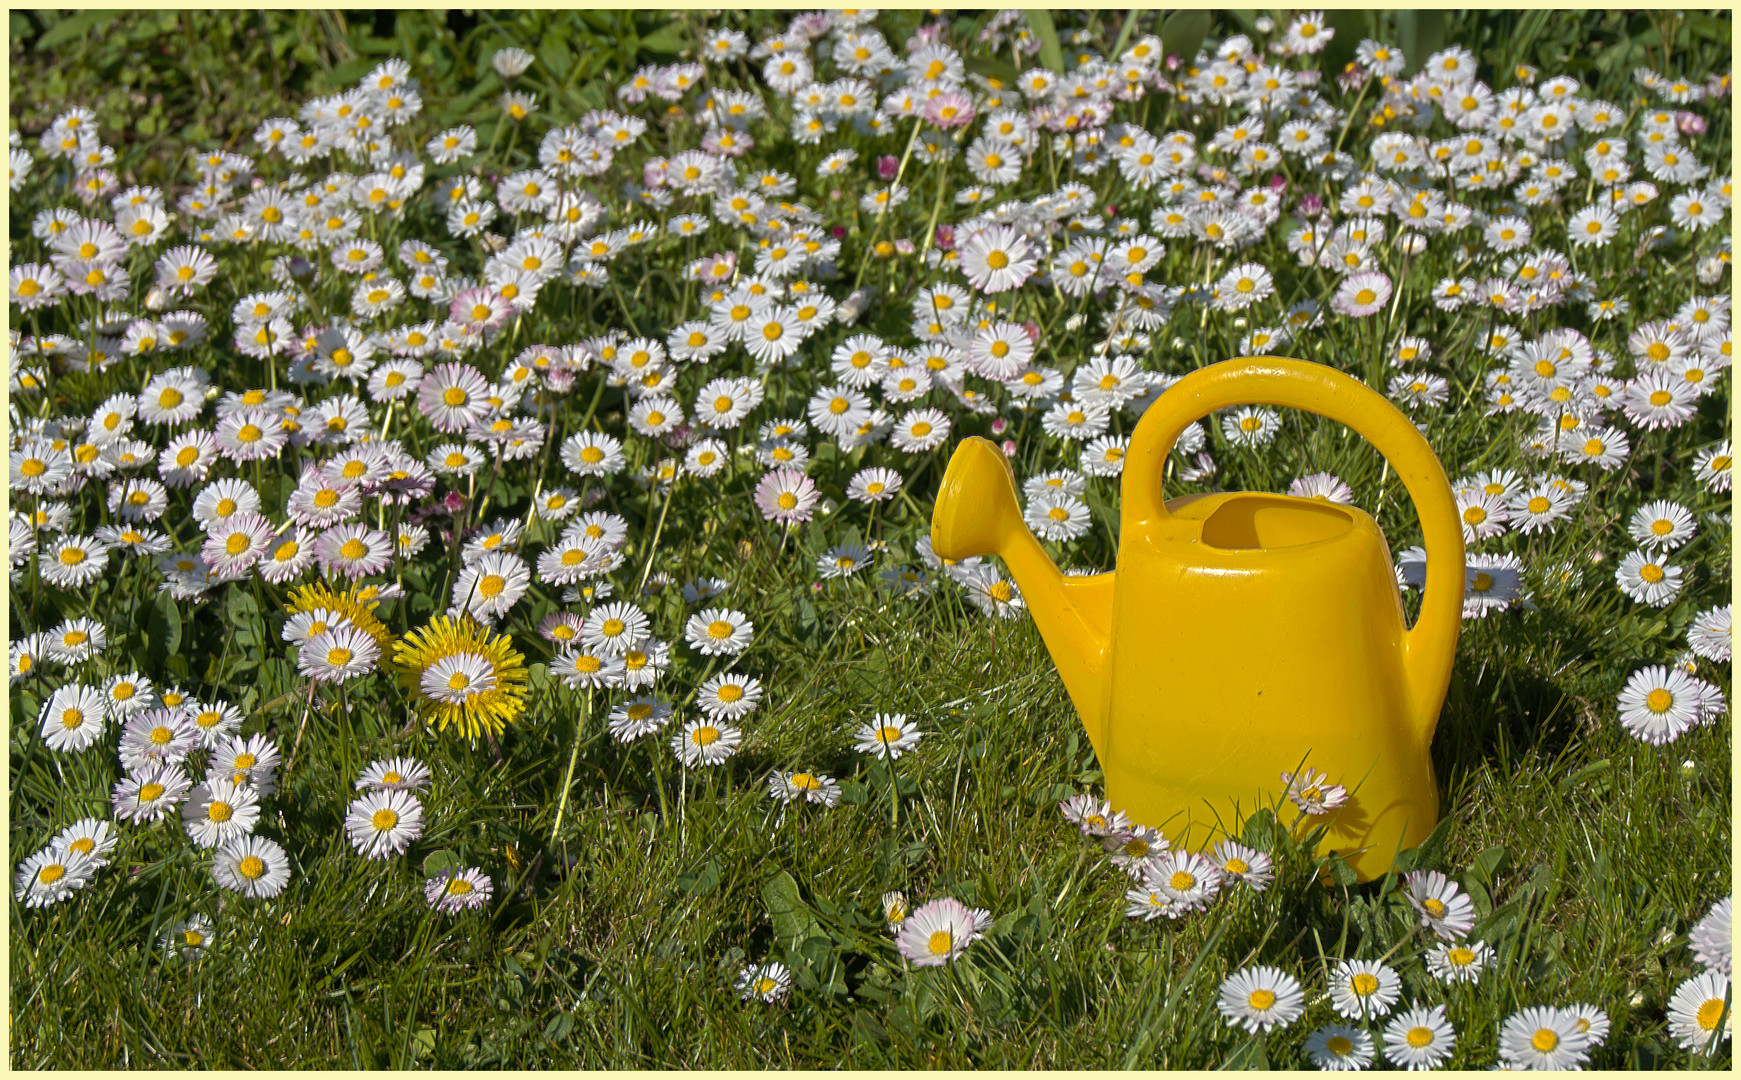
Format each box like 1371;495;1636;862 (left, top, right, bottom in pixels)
394;616;529;740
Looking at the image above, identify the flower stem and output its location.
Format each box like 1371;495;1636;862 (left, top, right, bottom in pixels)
550;688;592;845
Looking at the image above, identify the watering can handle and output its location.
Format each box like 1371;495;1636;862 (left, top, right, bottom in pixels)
1122;356;1465;735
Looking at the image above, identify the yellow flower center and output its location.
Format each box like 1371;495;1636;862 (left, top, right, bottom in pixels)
239;856;266;879
1697;998;1727;1031
372;808;398;831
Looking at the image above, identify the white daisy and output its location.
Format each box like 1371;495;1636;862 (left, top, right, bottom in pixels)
852;713;923;759
1328;958;1402;1020
895;897;985;967
1616;664;1703;745
13;846;97;908
736;961;793;1002
182;777;262;849
212;834;291;898
1216;965;1305;1033
1406;870;1476;940
670;718;742;766
1381;1003;1457;1069
684;607;754;657
344;789;425;859
1498;1006;1591;1070
1424;939;1493;983
38;683;108;753
356;756;433;793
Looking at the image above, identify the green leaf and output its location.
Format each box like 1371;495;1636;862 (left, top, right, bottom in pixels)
638;20;688;56
1240;807;1278;849
676;859;720;896
1469;843;1509;884
157;594;182;656
423;849;463;877
1324;851;1360;887
763;870;824;945
35;10;125;52
1160;10;1212;67
1025;9;1065;75
1396;814;1455;873
538;38;574;84
1558;758;1610;793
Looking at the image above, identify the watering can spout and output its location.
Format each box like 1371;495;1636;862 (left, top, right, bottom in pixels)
931;437;1114;756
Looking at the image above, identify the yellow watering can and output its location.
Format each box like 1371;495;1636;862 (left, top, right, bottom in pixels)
932;356;1465;881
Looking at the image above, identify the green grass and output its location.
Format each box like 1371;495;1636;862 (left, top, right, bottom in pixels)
10;529;1731;1067
8;6;1733;1070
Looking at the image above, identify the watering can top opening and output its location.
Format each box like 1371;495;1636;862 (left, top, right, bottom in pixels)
1166;491;1358;552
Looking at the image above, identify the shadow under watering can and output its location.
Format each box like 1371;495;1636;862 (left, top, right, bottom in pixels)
931;356;1467;881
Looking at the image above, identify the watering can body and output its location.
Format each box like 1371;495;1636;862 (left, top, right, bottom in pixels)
931;357;1465;881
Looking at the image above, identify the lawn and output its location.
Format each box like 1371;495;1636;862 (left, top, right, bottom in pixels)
7;8;1733;1069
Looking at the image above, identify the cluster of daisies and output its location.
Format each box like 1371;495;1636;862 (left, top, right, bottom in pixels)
738;889;989;1003
1219;891;1731;1068
1054;764;1733;1067
15;678;293;907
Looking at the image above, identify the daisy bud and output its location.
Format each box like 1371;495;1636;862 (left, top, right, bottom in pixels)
877;155;898;180
1001;439;1018;457
934;224;955;250
1677;111;1708;136
990;418;1008;436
